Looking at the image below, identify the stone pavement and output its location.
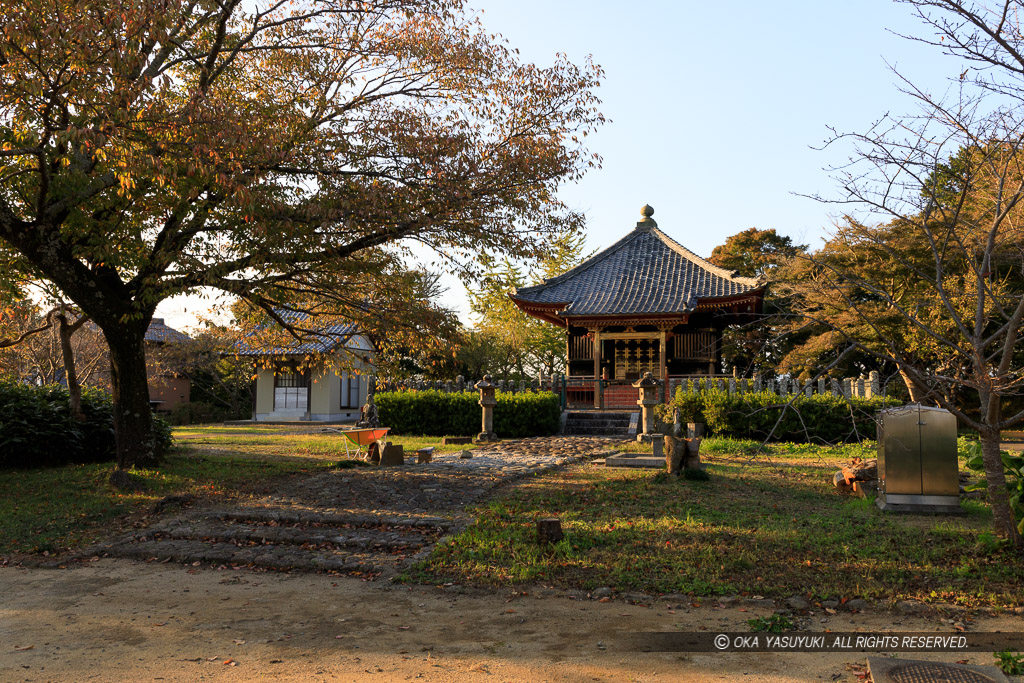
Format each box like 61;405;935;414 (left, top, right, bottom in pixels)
88;436;623;577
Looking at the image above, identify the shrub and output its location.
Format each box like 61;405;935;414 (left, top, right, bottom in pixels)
166;400;231;425
658;386;895;443
376;390;560;437
0;382;173;468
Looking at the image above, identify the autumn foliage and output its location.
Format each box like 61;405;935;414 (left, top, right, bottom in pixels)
0;0;603;470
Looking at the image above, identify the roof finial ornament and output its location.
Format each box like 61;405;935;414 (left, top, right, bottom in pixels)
637;204;657;229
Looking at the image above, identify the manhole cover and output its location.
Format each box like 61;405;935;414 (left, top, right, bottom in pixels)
887;662;999;683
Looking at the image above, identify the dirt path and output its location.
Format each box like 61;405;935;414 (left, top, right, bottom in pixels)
2;560;1022;682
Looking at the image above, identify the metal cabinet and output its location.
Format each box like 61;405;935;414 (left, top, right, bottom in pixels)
876;404;962;513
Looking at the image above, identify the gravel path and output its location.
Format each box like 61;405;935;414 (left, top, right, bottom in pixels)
88;436;624;576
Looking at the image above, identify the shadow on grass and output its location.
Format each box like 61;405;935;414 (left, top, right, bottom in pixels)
406;465;1023;606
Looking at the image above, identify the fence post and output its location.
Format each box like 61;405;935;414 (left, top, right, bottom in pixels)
804;379;812;397
857;376;865;398
868;371;879;398
729;377;736;396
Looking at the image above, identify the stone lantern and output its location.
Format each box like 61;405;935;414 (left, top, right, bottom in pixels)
633;371;661;442
474;375;498;443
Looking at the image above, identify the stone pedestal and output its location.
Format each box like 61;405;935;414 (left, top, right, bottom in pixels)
380;443;404;467
633;372;661;442
474;375;498;443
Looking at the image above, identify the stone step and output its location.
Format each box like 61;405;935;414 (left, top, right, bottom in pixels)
102;538;383;574
565;427;632;436
564;411;636;436
564;419;630;428
564;412;633;422
140;521;434;551
212;509;453;531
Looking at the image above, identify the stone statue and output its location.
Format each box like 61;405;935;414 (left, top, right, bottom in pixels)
357;393;379;428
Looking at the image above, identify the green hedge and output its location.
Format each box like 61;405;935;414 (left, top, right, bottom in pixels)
375;390;560;438
0;382;173;468
657;387;896;443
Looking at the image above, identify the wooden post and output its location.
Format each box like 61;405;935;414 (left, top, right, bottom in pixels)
592;328;602;409
537;518;564;544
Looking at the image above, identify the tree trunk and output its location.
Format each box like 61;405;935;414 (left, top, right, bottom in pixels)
979;427;1023;548
899;369;926;403
104;323;161;471
56;311;84;421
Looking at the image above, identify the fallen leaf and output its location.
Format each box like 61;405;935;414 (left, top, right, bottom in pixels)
233;639;246;645
825;608;837;615
223;659;236;666
398;626;410;630
14;645;34;651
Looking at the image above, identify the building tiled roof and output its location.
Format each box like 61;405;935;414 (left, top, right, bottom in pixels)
234;311;360;356
511;208;761;319
145;318;192;344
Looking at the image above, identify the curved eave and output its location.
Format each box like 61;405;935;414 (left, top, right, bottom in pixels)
692;287;766;314
509;295;569;327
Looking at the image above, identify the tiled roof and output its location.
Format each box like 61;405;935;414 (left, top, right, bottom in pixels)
511;211;761;319
145;318;192;344
235;311;360;356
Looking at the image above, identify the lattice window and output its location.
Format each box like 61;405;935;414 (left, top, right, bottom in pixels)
568;334;593;360
672;332;716;361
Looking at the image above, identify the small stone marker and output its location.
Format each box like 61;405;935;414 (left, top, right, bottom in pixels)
458;450;473;459
416;447;434;464
628;412;639;435
537;518;564;544
379;443;404;467
650;433;664;459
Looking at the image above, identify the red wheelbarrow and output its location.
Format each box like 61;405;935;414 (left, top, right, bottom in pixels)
339;427;390;459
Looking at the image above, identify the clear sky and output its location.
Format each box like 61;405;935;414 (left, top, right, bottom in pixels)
156;0;964;330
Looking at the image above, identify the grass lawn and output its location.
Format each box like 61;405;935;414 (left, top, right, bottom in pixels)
403;439;1024;608
0;426;466;557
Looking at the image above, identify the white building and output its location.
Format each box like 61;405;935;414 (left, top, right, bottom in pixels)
238;317;375;422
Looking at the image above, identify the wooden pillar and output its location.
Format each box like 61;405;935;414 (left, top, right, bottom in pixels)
658;327;668;401
564;328;571;376
592;327;602;409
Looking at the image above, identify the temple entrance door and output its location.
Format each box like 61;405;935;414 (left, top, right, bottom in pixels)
609;338;661;381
